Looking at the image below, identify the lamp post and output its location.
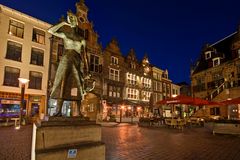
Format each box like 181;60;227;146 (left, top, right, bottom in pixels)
17;78;29;129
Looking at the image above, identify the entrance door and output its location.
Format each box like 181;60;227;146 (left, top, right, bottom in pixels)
31;103;39;117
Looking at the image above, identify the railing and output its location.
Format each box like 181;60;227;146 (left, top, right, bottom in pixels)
209;81;225;100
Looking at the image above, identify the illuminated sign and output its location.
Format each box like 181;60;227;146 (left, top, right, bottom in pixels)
1;100;20;104
67;149;77;158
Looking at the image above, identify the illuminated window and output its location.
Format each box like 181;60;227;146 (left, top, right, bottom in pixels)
142;91;151;101
153;72;157;79
166;84;170;94
29;71;42;90
172;89;175;95
109;68;119;81
163;83;166;93
141;77;151;88
127;73;137;85
3;66;20;87
31;48;44;66
32;28;45;44
8;19;24;38
127;88;139;100
6;41;22;62
158;82;162;92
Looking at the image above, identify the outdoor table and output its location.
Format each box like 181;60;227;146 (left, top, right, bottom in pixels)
11;118;20;127
190;118;200;126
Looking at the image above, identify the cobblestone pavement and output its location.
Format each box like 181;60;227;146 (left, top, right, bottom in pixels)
0;125;32;160
1;124;240;160
102;124;240;160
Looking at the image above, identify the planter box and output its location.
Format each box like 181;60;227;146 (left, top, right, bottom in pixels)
213;123;240;135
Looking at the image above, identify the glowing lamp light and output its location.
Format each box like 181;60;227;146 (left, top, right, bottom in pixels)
128;106;131;110
121;106;125;109
137;107;141;111
15;125;20;130
18;78;30;84
172;94;177;98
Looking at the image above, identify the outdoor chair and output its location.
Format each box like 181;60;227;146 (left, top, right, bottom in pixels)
177;119;186;131
170;119;178;128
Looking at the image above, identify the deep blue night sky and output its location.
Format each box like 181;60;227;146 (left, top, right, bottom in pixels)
1;0;240;84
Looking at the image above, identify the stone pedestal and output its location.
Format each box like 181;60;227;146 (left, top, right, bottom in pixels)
31;117;105;160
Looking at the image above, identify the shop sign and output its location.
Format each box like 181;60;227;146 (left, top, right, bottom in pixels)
30;96;41;102
1;100;20;104
67;149;77;158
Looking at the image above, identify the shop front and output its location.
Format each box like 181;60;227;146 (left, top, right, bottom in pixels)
0;92;46;122
28;95;45;120
0;98;23;118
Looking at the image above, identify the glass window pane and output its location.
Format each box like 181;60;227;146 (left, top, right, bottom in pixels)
9;20;24;38
32;28;45;44
29;71;42;89
3;66;20;87
31;48;44;66
6;41;22;61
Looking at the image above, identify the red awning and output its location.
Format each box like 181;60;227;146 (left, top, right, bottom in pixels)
221;97;240;105
156;95;221;106
156;95;195;105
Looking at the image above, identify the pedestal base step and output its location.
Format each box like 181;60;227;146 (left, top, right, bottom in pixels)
36;141;105;160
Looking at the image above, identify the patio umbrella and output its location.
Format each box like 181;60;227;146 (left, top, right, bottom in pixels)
155;95;194;105
156;95;216;106
221;97;240;105
192;97;210;105
206;101;225;106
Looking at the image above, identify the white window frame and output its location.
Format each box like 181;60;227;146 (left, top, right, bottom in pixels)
127;73;137;85
142;91;151;101
205;51;212;60
111;56;118;65
212;57;220;67
126;88;139;100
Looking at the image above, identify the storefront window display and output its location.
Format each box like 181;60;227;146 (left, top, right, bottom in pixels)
0;99;26;118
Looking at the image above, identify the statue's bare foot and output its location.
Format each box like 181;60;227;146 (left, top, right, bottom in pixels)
53;112;62;117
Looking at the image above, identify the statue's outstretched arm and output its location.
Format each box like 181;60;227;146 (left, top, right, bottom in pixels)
48;21;69;39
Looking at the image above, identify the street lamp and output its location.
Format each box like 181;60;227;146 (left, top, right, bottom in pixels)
16;78;29;129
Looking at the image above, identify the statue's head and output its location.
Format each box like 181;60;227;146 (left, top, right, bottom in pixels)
67;10;78;28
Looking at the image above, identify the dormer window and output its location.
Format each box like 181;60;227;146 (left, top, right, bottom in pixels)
212;57;220;67
205;51;212;60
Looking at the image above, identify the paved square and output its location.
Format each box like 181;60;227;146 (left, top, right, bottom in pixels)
1;124;240;160
102;124;240;160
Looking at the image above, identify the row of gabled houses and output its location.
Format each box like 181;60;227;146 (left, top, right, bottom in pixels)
0;1;180;121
